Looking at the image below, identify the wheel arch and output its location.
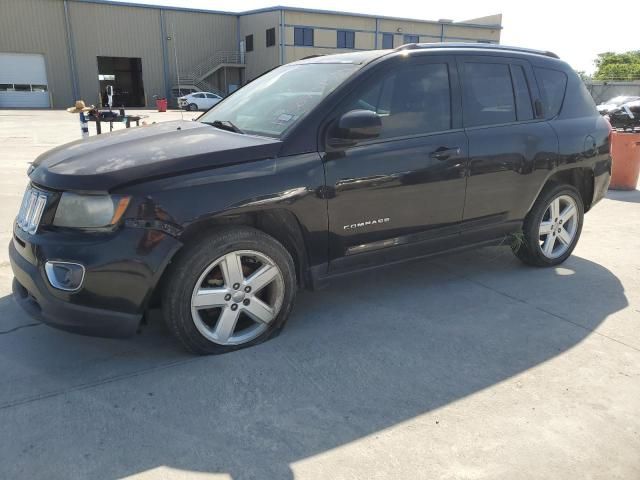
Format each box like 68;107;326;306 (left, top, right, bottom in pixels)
533;167;595;213
148;208;310;310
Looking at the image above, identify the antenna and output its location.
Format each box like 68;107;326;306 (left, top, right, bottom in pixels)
171;23;184;121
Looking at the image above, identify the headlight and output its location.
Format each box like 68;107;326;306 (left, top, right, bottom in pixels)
53;193;131;229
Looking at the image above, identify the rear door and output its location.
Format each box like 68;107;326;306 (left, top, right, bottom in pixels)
322;55;469;272
458;55;558;236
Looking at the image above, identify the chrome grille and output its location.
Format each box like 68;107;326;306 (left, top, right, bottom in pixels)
16;187;47;234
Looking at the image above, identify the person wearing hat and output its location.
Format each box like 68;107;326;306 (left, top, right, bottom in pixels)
66;100;94;138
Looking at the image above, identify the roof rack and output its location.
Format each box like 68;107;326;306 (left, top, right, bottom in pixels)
394;43;560;59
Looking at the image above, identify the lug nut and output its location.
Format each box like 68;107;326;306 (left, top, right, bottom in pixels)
230;304;238;311
224;294;232;301
243;299;250;306
233;283;240;290
244;286;251;293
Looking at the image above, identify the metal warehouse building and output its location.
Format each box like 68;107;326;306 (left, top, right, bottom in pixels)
0;0;502;109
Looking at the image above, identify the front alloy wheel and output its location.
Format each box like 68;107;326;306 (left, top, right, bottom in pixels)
191;250;285;346
163;227;296;355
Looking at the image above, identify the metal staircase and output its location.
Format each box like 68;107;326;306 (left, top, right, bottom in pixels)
177;51;244;95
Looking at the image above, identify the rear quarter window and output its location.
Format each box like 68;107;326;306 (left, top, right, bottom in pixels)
535;67;567;118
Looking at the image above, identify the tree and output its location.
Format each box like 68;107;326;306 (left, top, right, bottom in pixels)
575;70;592;83
593;51;640;81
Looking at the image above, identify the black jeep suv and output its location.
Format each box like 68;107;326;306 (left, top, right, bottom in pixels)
10;44;611;354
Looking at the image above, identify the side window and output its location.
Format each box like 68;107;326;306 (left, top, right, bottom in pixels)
510;65;533;121
294;27;314;46
535;67;567;117
193;93;205;98
245;34;254;52
403;34;419;44
337;30;356;48
382;33;394;49
205;93;216;99
462;62;516;127
344;63;452;139
337;30;355;49
266;27;276;47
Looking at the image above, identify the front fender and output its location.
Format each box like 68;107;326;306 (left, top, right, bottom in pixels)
118;153;329;269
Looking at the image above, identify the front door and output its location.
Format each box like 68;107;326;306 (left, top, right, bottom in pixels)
322;55;468;273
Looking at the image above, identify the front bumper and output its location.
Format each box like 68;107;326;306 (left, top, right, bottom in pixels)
11;247;140;337
8;225;181;338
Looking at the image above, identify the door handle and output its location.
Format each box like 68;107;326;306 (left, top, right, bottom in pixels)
429;147;461;161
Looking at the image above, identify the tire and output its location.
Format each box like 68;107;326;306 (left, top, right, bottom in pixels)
188;103;198;111
512;183;584;267
162;226;296;355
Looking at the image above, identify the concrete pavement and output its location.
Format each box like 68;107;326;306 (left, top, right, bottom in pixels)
0;109;638;480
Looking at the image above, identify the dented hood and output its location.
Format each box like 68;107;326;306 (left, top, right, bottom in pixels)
29;120;282;191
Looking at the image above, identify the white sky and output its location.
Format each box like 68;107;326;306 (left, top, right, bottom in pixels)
111;0;639;73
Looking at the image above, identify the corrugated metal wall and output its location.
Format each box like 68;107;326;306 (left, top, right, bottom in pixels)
0;0;241;107
586;82;640;104
0;1;503;108
163;9;237;89
239;10;281;81
67;1;165;107
0;0;74;107
283;11;501;64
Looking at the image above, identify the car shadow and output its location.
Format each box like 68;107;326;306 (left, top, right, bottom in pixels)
606;188;640;203
0;247;628;479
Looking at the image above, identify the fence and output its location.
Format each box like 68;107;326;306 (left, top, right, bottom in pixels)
585;81;640;104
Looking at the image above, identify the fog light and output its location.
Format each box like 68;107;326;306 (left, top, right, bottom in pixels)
44;261;85;291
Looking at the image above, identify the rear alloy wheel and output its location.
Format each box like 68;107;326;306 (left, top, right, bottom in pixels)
163;227;296;355
538;195;579;259
513;184;584;267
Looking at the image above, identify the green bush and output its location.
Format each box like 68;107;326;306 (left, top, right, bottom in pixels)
593;51;640;80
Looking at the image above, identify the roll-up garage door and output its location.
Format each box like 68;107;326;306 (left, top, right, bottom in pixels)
0;53;50;108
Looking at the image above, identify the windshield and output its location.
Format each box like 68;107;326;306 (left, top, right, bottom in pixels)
199;63;359;137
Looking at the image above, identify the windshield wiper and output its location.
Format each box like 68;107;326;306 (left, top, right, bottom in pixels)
205;120;244;134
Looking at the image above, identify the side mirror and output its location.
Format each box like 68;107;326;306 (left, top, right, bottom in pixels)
332;110;382;144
